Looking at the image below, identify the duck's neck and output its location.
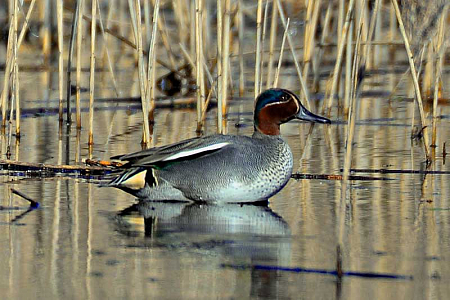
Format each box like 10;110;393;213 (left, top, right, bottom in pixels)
253;127;281;138
254;108;282;135
254;123;280;136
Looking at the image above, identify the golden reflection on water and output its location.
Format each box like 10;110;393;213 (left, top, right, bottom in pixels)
1;82;450;298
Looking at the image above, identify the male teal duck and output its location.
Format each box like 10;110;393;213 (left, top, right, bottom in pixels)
106;88;330;203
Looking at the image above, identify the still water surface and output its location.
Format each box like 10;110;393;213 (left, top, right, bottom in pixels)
1;69;450;299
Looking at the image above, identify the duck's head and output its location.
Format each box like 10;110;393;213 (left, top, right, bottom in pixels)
254;88;331;135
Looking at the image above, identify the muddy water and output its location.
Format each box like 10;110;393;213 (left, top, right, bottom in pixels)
1;67;450;300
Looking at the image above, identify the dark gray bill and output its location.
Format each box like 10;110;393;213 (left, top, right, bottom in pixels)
296;106;331;124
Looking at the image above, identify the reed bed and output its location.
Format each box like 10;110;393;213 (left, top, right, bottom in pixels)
0;1;449;205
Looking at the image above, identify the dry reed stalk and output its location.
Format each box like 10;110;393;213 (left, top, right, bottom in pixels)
13;0;20;138
276;0;310;109
265;0;278;89
1;0;37;128
389;1;397;61
391;0;430;159
220;0;231;130
238;0;245;96
146;0;161;121
75;0;85;129
363;0;381;69
254;0;263;98
312;1;332;91
128;0;139;53
130;0;151;145
144;0;151;49
432;8;447;148
88;0;97;145
66;1;80;125
423;44;434;96
217;0;223;131
155;10;176;69
40;0;51;63
179;43;196;70
96;0;119;97
258;0;270;93
273;18;290;87
371;0;382;68
1;25;14;128
173;0;188;46
303;0;314;75
197;81;217;133
303;0;321;84
202;1;211;60
343;5;364;182
344;22;353;115
195;0;206;128
324;0;356;115
355;0;369;44
190;2;196;57
57;0;64;122
338;0;345;44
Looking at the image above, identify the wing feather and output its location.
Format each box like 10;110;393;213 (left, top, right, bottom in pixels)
112;135;231;167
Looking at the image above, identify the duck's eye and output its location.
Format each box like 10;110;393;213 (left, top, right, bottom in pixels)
281;95;289;101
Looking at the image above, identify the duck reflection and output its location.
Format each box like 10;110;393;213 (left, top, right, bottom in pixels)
114;200;292;298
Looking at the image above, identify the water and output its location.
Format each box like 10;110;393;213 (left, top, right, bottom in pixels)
1;59;450;299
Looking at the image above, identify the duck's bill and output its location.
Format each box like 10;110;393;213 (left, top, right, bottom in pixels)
296;106;331;124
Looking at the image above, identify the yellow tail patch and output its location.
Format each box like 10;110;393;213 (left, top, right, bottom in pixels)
121;170;147;190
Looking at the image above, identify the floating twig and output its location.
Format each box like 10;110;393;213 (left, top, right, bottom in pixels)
220;263;413;280
0;159;110;176
291;173;391;181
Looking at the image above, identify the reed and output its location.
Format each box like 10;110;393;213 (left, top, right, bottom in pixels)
40;0;51;63
130;0;151;146
312;1;332;91
364;0;381;69
75;0;85;129
343;2;365;182
391;0;430;160
254;0;263;98
238;0;245;96
88;0;97;146
146;0;161;122
276;0;310;109
220;0;231;128
66;1;79;125
431;7;448;149
217;0;223;132
195;0;206;129
1;25;14;128
143;0;151;49
13;0;20;138
343;22;353;115
258;0;270;94
95;0;119;97
1;0;37;129
324;0;356;115
265;0;278;89
57;0;64;122
273;18;290;87
302;0;320;85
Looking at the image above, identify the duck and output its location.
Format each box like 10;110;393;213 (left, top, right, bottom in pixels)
106;88;330;203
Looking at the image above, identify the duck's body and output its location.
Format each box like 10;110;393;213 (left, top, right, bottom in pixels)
106;89;330;203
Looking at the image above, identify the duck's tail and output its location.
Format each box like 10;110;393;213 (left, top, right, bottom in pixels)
100;167;148;190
